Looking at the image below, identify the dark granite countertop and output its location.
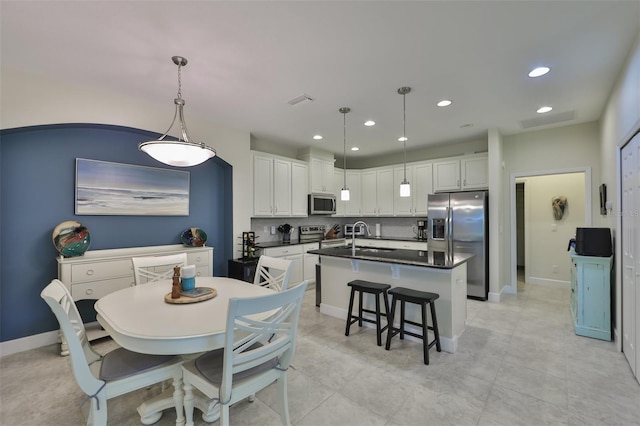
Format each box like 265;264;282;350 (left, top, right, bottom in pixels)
257;239;322;249
352;236;429;243
308;246;472;269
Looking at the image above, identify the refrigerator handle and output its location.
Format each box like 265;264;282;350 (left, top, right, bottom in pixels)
447;206;453;252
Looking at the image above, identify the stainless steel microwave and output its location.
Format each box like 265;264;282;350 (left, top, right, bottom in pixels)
308;193;336;215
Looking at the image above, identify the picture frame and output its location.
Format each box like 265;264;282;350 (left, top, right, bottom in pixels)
599;183;607;215
75;158;190;216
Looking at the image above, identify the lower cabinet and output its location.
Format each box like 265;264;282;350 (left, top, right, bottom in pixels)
262;242;319;287
570;254;613;341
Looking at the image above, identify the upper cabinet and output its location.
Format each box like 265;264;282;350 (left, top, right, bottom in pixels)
334;169;363;217
309;157;335;193
252;152;307;217
362;167;394;216
291;162;309;216
393;162;433;216
434;153;487;192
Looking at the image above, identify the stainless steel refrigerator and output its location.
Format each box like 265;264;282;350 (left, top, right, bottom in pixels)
428;191;489;300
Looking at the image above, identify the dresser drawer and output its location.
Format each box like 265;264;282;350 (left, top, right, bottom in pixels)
71;277;133;300
70;259;133;283
187;251;210;266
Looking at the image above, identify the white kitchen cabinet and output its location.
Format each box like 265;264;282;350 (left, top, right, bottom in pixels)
434;154;487;192
354;238;390;248
345;170;363;216
253;151;306;217
362;168;394;216
309;157;335;193
291;162;309;216
303;243;319;283
335;169;362;216
273;158;291;216
434;159;461;192
394;162;433;216
413;162;433;214
263;244;305;287
333;168;346;216
394;165;414;215
461;155;488;190
253;153;274;216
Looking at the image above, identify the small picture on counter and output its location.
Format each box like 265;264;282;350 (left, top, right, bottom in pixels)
75;158;190;216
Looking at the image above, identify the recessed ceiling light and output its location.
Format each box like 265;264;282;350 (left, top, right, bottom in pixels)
437;100;452;107
312;135;323;140
351;147;359;151
537;106;553;113
398;137;408;142
364;120;375;127
529;66;550;77
460;123;474;128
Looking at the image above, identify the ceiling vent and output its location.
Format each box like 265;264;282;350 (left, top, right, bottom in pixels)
520;110;576;129
288;94;315;106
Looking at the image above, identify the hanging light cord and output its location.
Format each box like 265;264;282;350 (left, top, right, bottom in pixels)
403;92;407;182
343;111;347;189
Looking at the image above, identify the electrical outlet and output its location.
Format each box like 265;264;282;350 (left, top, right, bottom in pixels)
263;226;268;233
552;264;559;273
551;224;557;232
271;226;276;235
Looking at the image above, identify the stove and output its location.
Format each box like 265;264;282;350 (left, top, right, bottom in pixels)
299;225;326;243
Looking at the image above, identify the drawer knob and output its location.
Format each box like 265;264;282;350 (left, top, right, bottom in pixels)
85;289;93;295
196;257;202;262
86;270;94;276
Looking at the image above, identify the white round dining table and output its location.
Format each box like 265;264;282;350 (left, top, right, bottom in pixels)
95;277;275;355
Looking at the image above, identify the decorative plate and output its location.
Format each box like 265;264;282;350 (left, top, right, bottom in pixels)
52;220;91;257
181;227;208;247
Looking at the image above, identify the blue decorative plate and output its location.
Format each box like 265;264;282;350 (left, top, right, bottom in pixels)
181;227;207;247
52;220;91;257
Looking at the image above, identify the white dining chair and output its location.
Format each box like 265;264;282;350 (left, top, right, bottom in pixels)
182;281;308;426
40;279;184;426
253;255;294;292
132;253;188;285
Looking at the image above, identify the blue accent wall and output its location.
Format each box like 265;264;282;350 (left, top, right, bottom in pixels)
0;124;233;342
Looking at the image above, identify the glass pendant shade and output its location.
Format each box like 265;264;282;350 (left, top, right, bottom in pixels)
400;181;411;197
339;107;351;202
139;56;216;167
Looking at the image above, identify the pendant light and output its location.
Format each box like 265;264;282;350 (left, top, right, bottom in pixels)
398;87;411;197
139;56;216;167
339;107;351;201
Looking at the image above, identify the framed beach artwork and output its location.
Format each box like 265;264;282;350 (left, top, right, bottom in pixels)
75;159;190;216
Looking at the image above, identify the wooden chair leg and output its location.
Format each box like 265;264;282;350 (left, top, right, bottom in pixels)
345;288;356;336
422;302;429;365
430;301;442;352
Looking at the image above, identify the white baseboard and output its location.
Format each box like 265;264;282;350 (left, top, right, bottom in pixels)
526;277;570;289
488;291;502;302
319;303;458;353
0;330;59;357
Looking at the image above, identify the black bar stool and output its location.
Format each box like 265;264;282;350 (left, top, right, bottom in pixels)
345;280;391;346
385;287;441;364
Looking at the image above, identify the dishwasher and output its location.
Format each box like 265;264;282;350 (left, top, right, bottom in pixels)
298;225;346;307
316;237;347;307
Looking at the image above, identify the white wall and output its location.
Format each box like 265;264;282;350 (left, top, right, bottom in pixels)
0;67;253;250
600;29;640;349
501;121;601;292
523;173;585;286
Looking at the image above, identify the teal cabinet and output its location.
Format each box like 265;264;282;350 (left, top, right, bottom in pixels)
570;254;613;341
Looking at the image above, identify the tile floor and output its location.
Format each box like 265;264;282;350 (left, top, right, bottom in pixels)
2;280;639;425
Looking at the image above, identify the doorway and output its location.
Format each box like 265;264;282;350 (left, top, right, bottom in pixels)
508;168;592;293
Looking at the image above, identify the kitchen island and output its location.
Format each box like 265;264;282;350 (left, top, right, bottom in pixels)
308;246;473;353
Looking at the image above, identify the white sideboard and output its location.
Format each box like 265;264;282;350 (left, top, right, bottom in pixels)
56;244;213;355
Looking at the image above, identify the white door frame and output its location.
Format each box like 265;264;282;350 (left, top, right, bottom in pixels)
507;167;592;294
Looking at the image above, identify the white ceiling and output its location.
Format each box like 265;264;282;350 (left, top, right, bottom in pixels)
2;1;639;160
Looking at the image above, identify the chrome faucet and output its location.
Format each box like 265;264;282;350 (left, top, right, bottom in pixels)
351;220;371;255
